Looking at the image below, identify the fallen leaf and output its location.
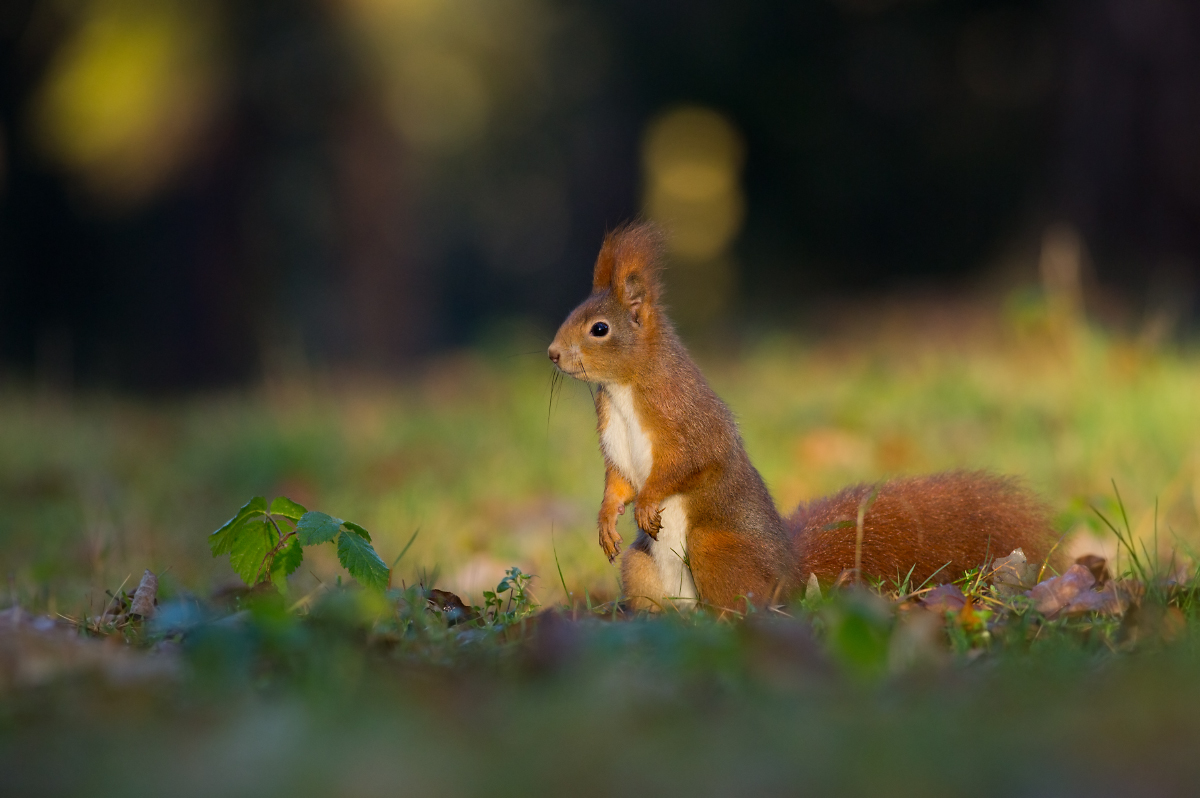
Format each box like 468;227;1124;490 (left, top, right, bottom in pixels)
129;570;158;619
1074;554;1110;586
1061;582;1127;615
1026;564;1095;615
959;597;979;627
921;583;966;614
428;589;476;625
991;548;1037;597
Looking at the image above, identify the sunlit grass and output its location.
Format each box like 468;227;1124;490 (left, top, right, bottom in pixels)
5;301;1200;794
2;303;1199;615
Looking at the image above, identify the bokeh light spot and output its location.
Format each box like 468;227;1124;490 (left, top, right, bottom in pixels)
642;105;745;261
28;0;221;207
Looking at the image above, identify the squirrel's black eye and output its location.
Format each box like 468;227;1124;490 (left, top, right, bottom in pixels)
590;321;609;338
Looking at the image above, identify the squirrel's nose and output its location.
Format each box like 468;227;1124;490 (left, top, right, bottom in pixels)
547;344;561;365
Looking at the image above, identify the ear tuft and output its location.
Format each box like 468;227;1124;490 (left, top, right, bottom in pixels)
591;229;619;290
591;222;665;324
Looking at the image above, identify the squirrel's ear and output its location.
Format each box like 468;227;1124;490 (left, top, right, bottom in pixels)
619;271;651;326
591;230;619;290
603;223;664;326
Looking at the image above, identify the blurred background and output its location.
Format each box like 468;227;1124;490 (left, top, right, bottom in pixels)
1;0;1199;607
3;0;1198;389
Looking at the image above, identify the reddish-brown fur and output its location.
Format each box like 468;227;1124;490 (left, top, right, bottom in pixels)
549;222;1059;611
789;471;1058;588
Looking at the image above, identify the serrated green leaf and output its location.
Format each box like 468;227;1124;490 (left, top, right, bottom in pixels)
336;530;389;591
296;511;343;546
342;520;371;542
210;496;267;556
270;537;304;591
228;519;275;585
269;496;308;523
275;536;304;577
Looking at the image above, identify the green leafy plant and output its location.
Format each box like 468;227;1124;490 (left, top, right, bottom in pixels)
209;496;390;591
480;566;538;626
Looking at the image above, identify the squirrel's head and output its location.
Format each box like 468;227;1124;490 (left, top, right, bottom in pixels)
548;222;665;384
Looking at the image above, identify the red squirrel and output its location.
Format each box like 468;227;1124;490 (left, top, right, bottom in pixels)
547;223;1057;611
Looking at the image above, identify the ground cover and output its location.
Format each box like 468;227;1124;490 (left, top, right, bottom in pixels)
3;302;1200;795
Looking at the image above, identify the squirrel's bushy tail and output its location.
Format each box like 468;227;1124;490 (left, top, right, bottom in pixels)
787;471;1060;587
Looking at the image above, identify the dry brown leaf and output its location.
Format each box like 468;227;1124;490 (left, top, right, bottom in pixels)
427;589;476;625
921;583;966;614
1026;564;1100;616
1074;554;1111;586
129;570;158;618
991;548;1037;597
1027;559;1128;614
1061;582;1127;616
959;597;980;626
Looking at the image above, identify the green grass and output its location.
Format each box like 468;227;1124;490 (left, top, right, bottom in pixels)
4;309;1199;611
4;302;1200;795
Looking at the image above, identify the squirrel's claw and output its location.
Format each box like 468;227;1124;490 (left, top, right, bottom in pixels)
599;519;623;562
635;503;663;539
597;504;624;559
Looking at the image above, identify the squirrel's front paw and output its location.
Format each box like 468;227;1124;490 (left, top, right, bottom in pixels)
598;502;626;562
598;517;623;562
635;502;663;539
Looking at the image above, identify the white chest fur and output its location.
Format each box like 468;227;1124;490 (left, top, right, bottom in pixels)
601;385;697;604
652;495;697;603
601;384;653;489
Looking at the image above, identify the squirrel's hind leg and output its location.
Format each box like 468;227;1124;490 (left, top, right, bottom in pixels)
620;532;665;612
689;527;788;613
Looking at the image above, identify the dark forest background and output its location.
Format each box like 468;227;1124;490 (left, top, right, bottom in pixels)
1;0;1197;391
